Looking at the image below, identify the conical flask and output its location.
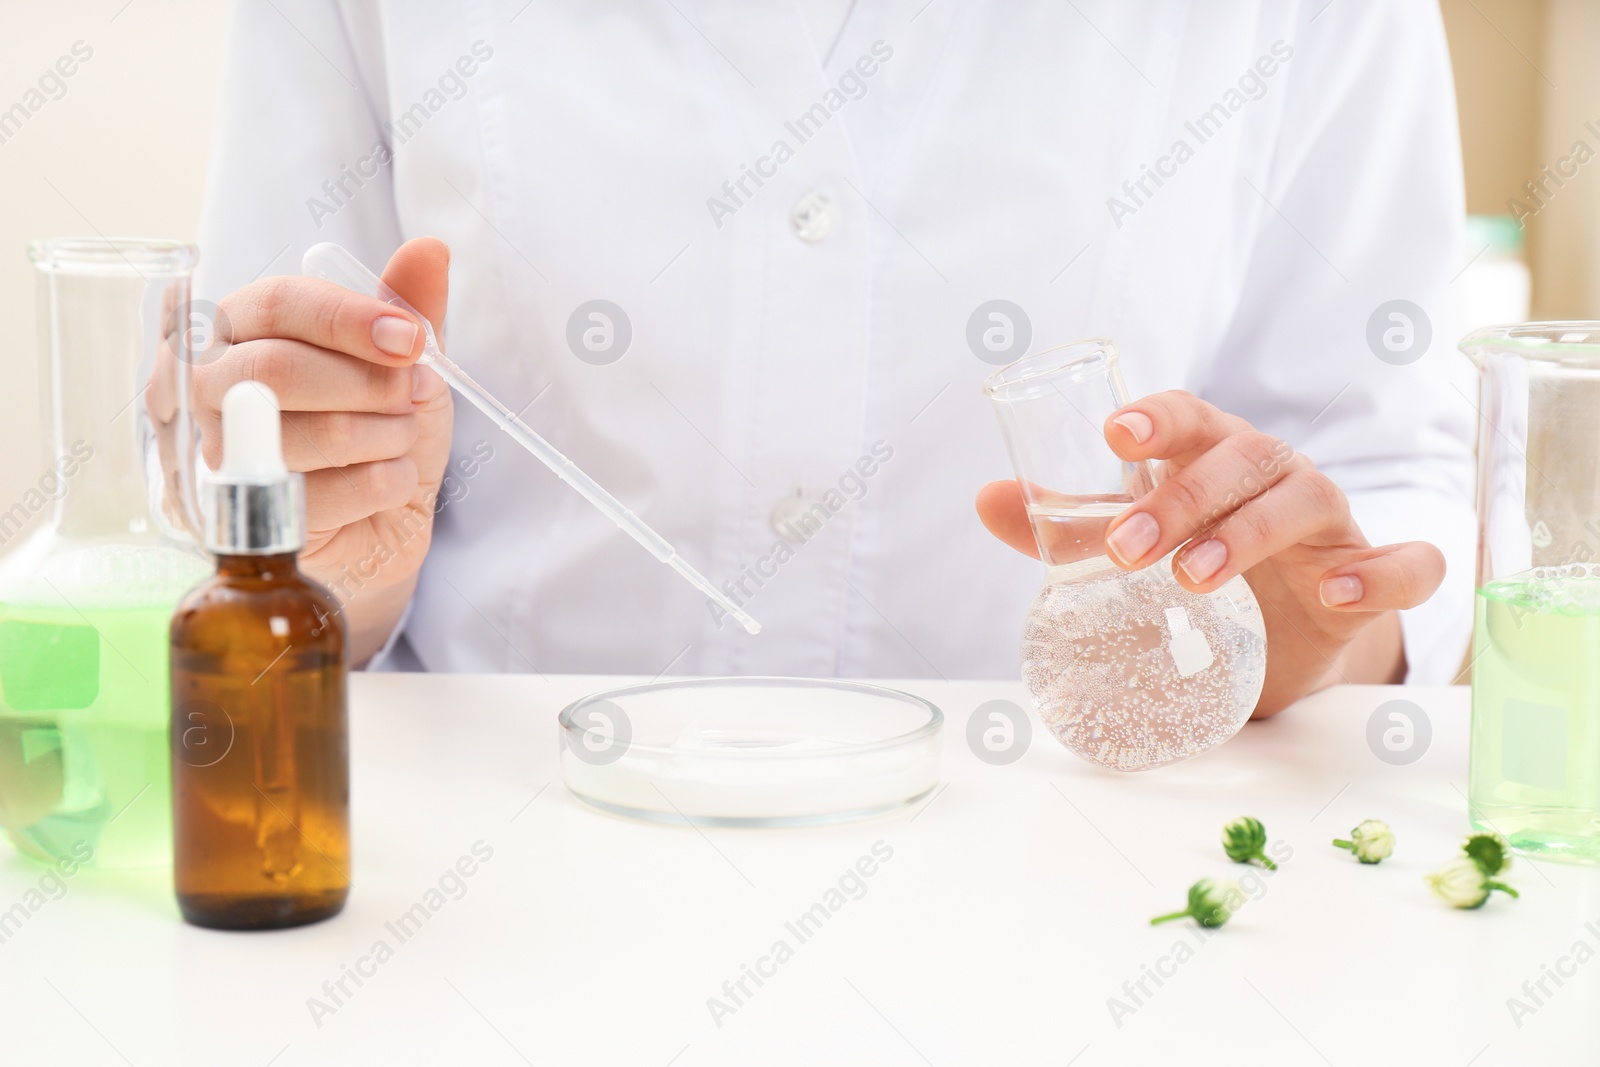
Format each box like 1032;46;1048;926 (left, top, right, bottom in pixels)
0;238;210;868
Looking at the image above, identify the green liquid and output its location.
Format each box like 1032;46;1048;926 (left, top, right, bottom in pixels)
1470;568;1600;865
0;599;183;869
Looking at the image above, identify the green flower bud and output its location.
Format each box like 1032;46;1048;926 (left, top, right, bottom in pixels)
1425;856;1518;910
1332;819;1394;864
1462;831;1511;876
1221;816;1277;870
1150;878;1240;928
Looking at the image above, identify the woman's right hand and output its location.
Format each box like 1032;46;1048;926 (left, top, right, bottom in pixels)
194;238;454;663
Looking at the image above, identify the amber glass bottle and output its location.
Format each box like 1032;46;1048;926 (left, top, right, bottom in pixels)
170;383;349;929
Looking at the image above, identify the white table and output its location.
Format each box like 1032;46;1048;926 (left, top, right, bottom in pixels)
3;676;1597;1066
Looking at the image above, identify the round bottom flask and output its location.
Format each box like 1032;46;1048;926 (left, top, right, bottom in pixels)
985;340;1268;772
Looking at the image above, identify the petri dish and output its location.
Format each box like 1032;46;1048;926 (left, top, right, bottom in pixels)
558;677;943;827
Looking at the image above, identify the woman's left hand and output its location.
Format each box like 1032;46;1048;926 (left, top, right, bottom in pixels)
975;390;1445;716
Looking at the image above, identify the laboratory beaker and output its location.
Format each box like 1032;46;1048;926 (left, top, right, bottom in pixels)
1463;322;1600;865
0;238;210;868
984;340;1267;771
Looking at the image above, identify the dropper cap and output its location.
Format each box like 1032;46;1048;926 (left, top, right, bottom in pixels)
202;382;305;555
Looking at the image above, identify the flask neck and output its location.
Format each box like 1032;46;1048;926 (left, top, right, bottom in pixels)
50;390;148;540
35;258;191;541
1043;554;1128;586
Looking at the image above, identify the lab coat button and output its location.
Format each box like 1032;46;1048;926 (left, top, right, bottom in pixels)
789;192;835;242
770;492;816;540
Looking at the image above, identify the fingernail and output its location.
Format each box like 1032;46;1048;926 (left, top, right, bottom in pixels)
372;315;419;357
1320;575;1364;607
412;365;430;402
1178;539;1228;584
1112;411;1154;444
1106;511;1159;565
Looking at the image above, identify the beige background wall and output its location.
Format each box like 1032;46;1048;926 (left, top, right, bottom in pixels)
1441;0;1545;268
0;2;1591;545
1527;0;1600;317
0;1;228;544
1440;0;1596;319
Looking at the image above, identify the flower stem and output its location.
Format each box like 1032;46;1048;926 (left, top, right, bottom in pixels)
1488;880;1520;899
1150;909;1191;926
1332;839;1355;851
1256;854;1277;871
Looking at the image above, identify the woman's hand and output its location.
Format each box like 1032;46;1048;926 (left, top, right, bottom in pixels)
194;238;454;663
976;390;1444;716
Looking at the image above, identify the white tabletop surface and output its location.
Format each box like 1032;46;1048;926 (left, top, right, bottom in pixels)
3;675;1598;1066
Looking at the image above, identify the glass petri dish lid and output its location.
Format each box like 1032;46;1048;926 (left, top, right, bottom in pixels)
558;677;943;827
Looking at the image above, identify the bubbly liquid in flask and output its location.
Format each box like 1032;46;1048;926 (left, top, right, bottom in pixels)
1021;507;1267;771
0;544;210;868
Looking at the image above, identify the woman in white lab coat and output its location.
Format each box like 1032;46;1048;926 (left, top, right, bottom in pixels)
192;1;1474;714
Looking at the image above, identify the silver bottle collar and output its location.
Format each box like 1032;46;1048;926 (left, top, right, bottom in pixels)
203;474;306;555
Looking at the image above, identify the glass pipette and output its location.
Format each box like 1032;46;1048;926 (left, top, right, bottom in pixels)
301;242;761;636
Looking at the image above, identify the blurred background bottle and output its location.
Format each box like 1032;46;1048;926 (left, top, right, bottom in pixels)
1460;215;1532;329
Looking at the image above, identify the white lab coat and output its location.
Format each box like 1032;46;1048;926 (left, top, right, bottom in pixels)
197;0;1476;684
